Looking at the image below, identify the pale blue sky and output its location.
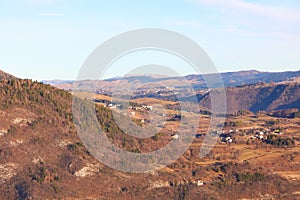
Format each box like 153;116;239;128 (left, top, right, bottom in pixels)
0;0;300;80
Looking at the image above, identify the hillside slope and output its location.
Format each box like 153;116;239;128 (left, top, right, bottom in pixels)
199;82;300;113
0;78;199;199
0;78;164;199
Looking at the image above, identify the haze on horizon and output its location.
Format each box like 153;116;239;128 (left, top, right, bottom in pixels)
1;0;300;81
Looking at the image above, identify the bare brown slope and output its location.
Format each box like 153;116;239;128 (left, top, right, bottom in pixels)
0;78;160;199
0;78;191;199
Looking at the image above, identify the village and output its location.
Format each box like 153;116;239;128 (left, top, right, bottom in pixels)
95;95;297;151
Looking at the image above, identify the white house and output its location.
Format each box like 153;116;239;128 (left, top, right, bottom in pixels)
171;134;179;140
196;180;205;186
146;106;153;111
226;137;233;143
130;112;135;116
142;105;153;111
108;104;117;109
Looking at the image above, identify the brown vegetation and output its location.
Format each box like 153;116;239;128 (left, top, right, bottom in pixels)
0;71;300;199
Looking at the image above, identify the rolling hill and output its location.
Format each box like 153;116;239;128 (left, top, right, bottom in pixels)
199;82;300;113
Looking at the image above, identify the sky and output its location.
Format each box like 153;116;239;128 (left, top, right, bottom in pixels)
0;0;300;81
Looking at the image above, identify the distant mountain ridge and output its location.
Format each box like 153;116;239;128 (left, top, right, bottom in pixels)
219;70;300;87
42;70;300;114
43;70;300;90
42;80;74;85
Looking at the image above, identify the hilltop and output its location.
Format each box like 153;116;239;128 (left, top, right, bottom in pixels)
0;69;16;80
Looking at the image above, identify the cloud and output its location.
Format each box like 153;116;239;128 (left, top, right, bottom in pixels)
38;13;64;17
189;0;300;22
187;0;300;41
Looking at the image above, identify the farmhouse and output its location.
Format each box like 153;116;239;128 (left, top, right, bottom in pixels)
196;180;205;187
171;134;179;139
142;105;153;111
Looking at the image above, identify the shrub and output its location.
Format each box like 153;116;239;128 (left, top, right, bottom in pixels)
151;134;158;141
32;166;47;183
235;172;266;182
8;125;17;134
265;135;295;147
67;142;84;151
293;111;300;118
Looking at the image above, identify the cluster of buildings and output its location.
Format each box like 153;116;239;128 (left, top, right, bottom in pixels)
129;105;153;111
247;129;282;140
206;128;284;145
105;103;154;112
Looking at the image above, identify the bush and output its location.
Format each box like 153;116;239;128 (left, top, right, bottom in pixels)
293;111;300;118
67;142;84;152
265;135;295;147
32;166;47;183
235;172;266;182
8;125;17;134
265;120;276;126
151;134;158;141
130;148;141;153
